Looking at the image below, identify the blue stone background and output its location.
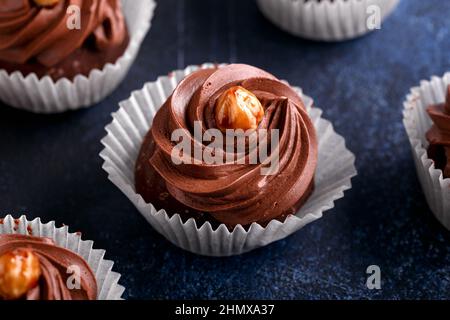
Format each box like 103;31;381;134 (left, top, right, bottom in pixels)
0;0;449;299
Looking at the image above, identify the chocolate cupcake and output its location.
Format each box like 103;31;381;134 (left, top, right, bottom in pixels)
403;73;450;230
0;215;124;299
135;64;318;228
101;63;356;256
0;0;129;81
0;234;96;300
426;86;450;179
257;0;399;41
0;0;155;113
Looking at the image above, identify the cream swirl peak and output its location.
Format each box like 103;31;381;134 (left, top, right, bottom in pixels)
136;64;318;227
0;234;97;300
169;119;281;177
0;0;129;79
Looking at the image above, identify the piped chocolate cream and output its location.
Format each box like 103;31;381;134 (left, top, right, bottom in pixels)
0;0;129;80
0;234;97;300
426;85;450;178
136;64;318;228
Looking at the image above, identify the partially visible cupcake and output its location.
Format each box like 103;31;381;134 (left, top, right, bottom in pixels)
0;0;155;113
0;234;97;300
101;63;357;256
426;86;450;179
0;0;129;80
257;0;400;41
403;73;450;230
0;215;124;300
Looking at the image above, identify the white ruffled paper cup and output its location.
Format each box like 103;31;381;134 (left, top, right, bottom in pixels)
0;215;125;300
257;0;400;41
100;63;357;257
0;0;156;114
403;73;450;230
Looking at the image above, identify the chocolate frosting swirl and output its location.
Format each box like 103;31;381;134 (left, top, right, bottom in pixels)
0;0;127;67
0;234;97;300
148;64;318;227
426;85;450;178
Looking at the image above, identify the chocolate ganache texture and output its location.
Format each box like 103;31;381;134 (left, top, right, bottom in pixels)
0;0;129;80
0;234;97;300
426;85;450;178
135;64;318;228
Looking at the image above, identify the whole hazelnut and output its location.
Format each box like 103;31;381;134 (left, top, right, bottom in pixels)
33;0;60;7
215;86;264;132
0;249;41;300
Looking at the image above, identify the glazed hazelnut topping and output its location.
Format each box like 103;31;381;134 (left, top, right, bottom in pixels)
0;249;41;300
33;0;60;7
215;86;264;132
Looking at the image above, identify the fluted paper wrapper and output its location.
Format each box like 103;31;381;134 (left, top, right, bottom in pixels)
0;0;156;114
257;0;399;41
403;73;450;230
100;64;357;256
0;215;125;300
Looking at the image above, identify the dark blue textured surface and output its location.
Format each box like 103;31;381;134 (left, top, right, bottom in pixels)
1;0;450;299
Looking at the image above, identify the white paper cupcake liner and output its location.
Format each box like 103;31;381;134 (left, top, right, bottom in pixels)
403;72;450;230
0;215;125;300
100;63;357;257
257;0;400;41
0;0;156;114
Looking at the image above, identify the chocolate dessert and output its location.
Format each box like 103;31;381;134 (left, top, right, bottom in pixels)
0;234;97;300
0;0;129;80
426;85;450;178
135;64;318;228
